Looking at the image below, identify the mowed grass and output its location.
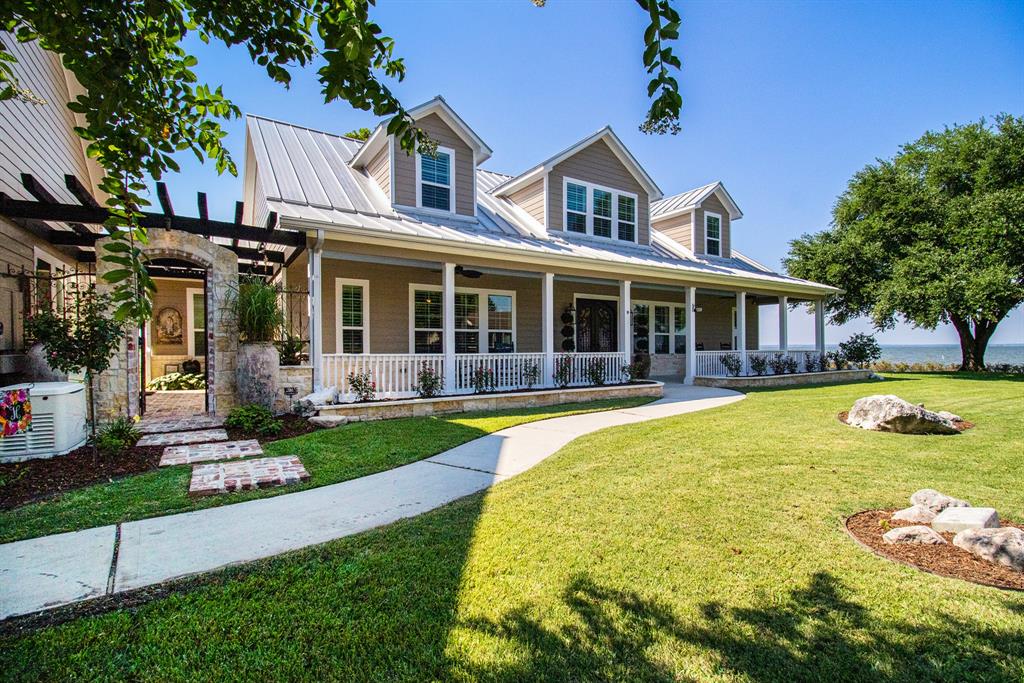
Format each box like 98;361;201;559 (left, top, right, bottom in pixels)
0;397;652;543
3;374;1023;681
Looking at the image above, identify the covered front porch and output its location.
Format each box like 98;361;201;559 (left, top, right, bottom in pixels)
290;239;829;401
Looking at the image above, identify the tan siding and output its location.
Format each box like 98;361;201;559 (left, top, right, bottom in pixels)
693;294;759;350
366;142;390;200
651;211;693;251
507;177;545;225
547;139;650;245
392;113;475;216
694;193;731;257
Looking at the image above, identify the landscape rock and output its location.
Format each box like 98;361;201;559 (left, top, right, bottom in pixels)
910;488;971;513
892;505;936;524
292;386;339;417
883;525;946;545
953;527;1024;572
847;395;960;434
932;507;999;533
935;410;963;423
309;415;349;428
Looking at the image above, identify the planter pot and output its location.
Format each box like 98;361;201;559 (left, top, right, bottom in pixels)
236;342;279;409
26;342;67;382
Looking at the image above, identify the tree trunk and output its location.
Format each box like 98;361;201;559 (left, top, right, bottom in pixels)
949;313;1000;371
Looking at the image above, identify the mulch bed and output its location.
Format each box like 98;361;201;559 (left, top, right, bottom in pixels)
0;414;317;511
837;410;974;432
845;509;1024;590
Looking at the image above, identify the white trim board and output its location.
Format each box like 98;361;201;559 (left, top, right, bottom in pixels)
408;282;517;354
335;278;371;354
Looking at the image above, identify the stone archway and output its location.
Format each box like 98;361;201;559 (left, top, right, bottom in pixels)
94;229;239;419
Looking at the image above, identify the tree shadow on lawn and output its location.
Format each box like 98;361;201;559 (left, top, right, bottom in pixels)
449;571;1023;682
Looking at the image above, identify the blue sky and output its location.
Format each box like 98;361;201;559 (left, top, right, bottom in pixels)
160;0;1024;346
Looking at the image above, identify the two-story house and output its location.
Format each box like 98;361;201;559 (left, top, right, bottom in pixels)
244;96;837;396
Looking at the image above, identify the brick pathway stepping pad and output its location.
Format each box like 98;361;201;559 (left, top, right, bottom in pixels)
189;456;310;496
159;440;263;467
138;415;225;435
137;428;229;447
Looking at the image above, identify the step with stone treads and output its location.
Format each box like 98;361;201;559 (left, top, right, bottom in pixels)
138;414;224;435
137;428;229;448
159;439;263;467
189;456;310;496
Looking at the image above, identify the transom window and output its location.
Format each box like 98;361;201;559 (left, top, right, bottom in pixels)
410;285;516;353
417;146;454;212
632;300;686;355
705;211;722;256
563;177;639;243
337;279;369;353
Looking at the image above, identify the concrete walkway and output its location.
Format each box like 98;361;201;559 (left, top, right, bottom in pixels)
0;384;742;620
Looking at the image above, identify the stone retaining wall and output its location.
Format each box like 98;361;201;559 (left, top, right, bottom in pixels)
694;369;873;389
315;381;664;421
275;365;314;413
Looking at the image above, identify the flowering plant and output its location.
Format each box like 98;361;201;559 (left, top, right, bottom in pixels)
347;371;376;402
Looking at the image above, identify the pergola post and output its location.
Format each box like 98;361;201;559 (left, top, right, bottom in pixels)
685;286;697;384
542;272;555;387
778;295;789;353
736;291;747;375
443;262;457;393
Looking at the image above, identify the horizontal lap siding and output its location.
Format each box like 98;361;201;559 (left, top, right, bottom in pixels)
507;177;545;225
651;212;693;252
547;139;650;245
694;294;759;350
366;143;390;200
392;113;475;217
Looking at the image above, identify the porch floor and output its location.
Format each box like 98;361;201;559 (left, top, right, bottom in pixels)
144;390;205;418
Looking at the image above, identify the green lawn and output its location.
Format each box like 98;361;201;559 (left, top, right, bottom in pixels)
3;374;1023;681
0;397;652;544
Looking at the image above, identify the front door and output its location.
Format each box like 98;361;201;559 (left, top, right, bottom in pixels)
576;299;617;352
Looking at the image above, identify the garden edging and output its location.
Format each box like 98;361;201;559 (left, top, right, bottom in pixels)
694;369;873;389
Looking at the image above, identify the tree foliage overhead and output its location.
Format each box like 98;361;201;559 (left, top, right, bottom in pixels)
785;114;1024;370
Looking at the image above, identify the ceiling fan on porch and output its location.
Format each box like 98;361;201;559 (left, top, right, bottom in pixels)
455;265;482;279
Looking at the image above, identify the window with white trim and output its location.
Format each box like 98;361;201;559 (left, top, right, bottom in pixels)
413;289;443;353
563;177;639;243
705;212;722;256
633;300;685;354
653;305;670;354
455;292;479;353
190;289;207;356
487;294;514;352
417;146;454;212
673;305;686;352
338;279;369;353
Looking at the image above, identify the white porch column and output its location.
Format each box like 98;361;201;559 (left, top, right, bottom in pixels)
542;272;554;387
618;279;631;359
443;262;456;392
685;286;697;384
736;291;747;375
778;295;789;353
308;231;324;389
814;298;826;353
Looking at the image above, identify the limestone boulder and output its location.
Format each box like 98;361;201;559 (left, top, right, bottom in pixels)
953;527;1024;572
891;505;936;524
847;395;960;434
309;415;349;429
292;386;338;417
910;488;971;514
935;410;963;423
883;525;946;545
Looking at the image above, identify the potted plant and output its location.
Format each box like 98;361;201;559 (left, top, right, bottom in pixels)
230;276;285;410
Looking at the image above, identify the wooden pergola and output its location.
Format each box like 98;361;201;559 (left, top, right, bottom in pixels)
0;173;306;278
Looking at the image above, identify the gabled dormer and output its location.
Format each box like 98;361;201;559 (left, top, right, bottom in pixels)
350;96;492;219
492;127;662;246
650;181;743;258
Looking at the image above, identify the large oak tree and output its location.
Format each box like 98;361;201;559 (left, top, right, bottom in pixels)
785;115;1024;370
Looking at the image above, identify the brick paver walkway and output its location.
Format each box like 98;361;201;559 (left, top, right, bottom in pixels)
138;414;224;435
159;440;264;467
137;429;229;447
143;391;205;418
189;456;310;496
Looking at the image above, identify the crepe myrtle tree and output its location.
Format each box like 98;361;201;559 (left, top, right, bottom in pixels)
785;115;1024;371
1;0;683;323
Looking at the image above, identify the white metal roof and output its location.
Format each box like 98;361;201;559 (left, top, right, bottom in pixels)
244;115;835;296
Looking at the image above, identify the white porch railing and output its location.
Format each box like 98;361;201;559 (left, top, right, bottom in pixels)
558;352;629;386
455;352;546;392
694;350;828;377
323;353;444;399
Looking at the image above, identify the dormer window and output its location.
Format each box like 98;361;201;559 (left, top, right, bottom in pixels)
563;177;638;243
705;211;722;256
417;146;454;212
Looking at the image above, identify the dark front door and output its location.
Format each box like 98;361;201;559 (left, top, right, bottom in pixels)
576;299;617;352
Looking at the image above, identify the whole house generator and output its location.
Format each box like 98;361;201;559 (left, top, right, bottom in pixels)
0;381;87;462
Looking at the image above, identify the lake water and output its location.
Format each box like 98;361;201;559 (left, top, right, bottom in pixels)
764;344;1024;366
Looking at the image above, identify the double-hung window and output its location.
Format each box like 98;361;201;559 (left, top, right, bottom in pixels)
411;286;515;354
417;146;454;212
673;306;686;352
705;212;722;256
563;178;639;243
653;305;670;354
633;300;684;355
337;279;369;353
413;289;443;353
455;292;479;353
487;294;514;352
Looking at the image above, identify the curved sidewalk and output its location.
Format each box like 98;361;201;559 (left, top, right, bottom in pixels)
0;384;743;620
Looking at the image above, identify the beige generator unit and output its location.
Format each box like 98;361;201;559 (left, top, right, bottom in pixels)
0;382;87;462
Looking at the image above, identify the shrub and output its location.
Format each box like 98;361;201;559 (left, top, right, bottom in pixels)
523;362;541;389
750;355;768;376
347;371;376;402
415;363;444;398
225;404;283;436
585;358;607;386
720;353;742;377
829;351;849;370
803;353;819;373
94;416;140;458
768;353;787;375
621;355;650;383
783;355;799;374
814;353;830;372
146;372;205;391
470;367;496;394
276;333;305;366
553;355;573;388
231;276;285;343
839;333;882;368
